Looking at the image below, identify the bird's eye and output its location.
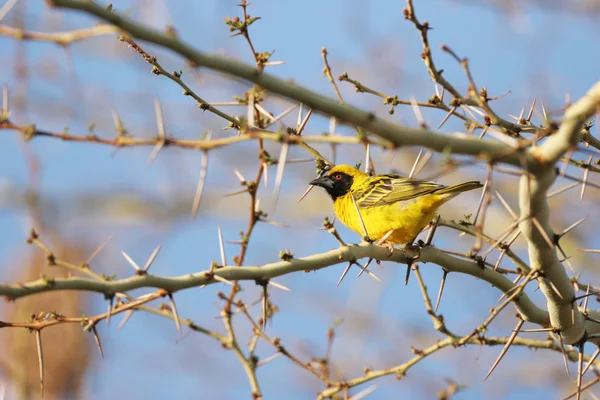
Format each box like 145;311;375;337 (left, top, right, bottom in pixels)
334;174;343;181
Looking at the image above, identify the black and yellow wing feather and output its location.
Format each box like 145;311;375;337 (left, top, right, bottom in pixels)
355;174;445;208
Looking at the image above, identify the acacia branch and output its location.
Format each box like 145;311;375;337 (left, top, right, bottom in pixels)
318;334;600;399
519;81;600;345
47;0;535;169
0;244;548;325
0;23;118;45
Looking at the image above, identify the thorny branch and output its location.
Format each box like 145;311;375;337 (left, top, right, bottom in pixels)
1;0;600;398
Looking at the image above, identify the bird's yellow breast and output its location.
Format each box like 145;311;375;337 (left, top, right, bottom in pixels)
333;193;446;245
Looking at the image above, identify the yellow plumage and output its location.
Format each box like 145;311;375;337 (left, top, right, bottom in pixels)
310;164;482;245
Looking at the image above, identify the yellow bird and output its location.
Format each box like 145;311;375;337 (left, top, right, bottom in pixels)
310;164;482;245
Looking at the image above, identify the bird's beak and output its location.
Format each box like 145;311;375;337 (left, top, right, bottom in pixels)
310;175;334;189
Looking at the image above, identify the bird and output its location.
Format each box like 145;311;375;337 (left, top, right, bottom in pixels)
310;164;482;246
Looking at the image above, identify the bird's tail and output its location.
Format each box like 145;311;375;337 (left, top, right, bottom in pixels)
435;181;483;196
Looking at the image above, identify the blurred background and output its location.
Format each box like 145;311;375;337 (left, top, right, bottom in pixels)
1;0;600;399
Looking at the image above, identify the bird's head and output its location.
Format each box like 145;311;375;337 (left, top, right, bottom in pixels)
309;164;363;201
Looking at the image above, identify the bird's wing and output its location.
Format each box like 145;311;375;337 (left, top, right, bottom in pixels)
355;174;445;208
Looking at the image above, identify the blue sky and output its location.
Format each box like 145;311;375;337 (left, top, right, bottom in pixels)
1;0;599;399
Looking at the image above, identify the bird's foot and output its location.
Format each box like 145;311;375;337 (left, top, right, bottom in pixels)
375;237;395;256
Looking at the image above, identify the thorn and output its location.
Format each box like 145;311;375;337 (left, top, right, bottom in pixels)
111;108;125;137
348;383;378;400
287;158;314;164
580;155;593;201
263;162;268;188
578;249;600;254
296;103;304;126
425;215;441;246
168;294;182;335
494;190;518;220
297;184;315;203
36;330;44;397
481;217;524;259
213;274;235;286
364;143;372;175
577;340;585;400
498;274;523;303
466;105;486;117
354;260;383;284
118;310;134;330
85;233;114;266
1;84;8;120
582;347;600;375
514;327;554;333
583;284;591;312
268;280;291;292
356;257;373;278
437;106;457;130
329;116;337;134
410;97;427;128
0;0;19;24
460;104;478;121
531;217;555;249
143;245;162;272
271;142;289;213
484;319;524;381
262;284;268;330
573;289;600;302
233;169;246;184
377;229;395;246
256;352;283;367
563;375;600;400
296;108;313;135
435;270;448;312
478;125;489;139
259;218;289;228
517;106;525;121
247;93;255;128
405;264;412;286
106;297;113;327
585;317;600;326
558;332;571;377
547;278;565;300
547;181;580;199
561;216;589;238
336;262;353;287
408;148;424;179
148;98;166;165
541;103;548;122
526;99;537;121
266;103;299;127
91;325;104;358
255;103;275;121
560;148;574;177
493;231;521;270
472;178;489;227
350;193;369;241
121;250;141;271
217;226;227;266
413;150;432;178
557;244;576;274
192;150;209;217
224;188;250;197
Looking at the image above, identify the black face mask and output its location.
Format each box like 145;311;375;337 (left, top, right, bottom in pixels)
310;172;354;201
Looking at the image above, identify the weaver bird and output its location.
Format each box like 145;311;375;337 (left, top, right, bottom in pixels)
310;164;482;245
